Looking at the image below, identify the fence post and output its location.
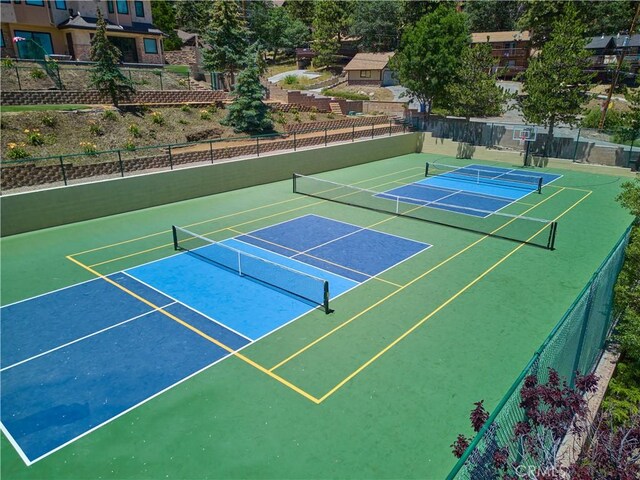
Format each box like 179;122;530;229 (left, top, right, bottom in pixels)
159;71;164;91
187;72;191;91
256;137;260;156
59;156;67;185
128;69;132;82
117;150;124;177
628;140;635;167
570;283;596;388
293;131;297;151
210;140;214;163
352;124;355;141
15;66;22;90
324;127;327;146
371;121;374;139
389;119;392;136
168;145;173;170
572;128;581;162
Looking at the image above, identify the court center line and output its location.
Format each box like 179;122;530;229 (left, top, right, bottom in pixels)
268;187;567;372
71;166;426;258
316;188;592;402
65;255;321;404
0;302;177;372
85;170;429;269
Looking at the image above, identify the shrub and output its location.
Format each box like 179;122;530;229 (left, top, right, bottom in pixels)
129;123;141;137
1;58;15;69
581;107;625;129
150;111;165;125
283;74;298;85
310;106;318;114
103;110;118;121
327;112;336;119
180;104;192;113
88;121;104;136
24;128;44;146
294;113;301;123
309;113;317;121
200;109;211;120
123;138;136;151
41;114;56;127
207;104;218;114
6;142;29;160
178;119;188;125
29;68;45;80
290;106;299;115
80;141;98;154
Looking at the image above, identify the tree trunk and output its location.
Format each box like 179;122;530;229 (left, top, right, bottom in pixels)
272;49;278;63
545;116;555;158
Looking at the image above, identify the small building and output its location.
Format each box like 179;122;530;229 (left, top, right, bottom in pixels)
0;0;164;65
471;30;531;79
343;52;396;87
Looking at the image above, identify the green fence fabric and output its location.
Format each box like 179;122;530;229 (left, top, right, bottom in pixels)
447;225;631;479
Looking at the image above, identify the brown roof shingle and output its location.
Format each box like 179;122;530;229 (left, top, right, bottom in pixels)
343;52;395;71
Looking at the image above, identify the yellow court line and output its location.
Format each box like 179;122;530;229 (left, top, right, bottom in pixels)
225;228;404;289
80;170;428;268
546;184;593;193
65;255;321;404
70;166;426;257
316;189;592;403
269;188;566;371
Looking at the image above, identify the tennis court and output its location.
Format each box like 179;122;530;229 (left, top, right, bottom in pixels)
0;151;633;479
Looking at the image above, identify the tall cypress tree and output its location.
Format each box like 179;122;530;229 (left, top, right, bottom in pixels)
89;9;135;108
202;0;249;90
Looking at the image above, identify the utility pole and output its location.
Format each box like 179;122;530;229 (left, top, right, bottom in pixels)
598;2;640;130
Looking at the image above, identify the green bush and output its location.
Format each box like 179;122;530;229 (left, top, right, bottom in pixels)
123;138;136;151
30;68;46;80
1;58;15;69
150;111;165;125
88;121;104;136
283;74;298;85
129;123;141;137
41;114;56;127
6;142;29;160
581;107;625;129
24;128;44;146
200;110;211;120
180;104;192;113
103;110;118;121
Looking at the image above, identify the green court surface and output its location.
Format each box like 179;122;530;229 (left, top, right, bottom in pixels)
0;152;634;479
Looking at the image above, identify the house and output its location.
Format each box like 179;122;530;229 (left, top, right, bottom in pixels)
471;30;531;79
586;33;640;84
343;52;396;87
0;0;164;64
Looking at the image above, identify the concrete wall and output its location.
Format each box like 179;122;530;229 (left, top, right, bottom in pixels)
0;133;419;236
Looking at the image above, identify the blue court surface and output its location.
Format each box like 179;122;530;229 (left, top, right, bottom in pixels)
379;164;562;218
0;214;430;464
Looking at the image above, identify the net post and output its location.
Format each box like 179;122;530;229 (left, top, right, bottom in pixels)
548;222;558;250
537;177;543;194
425;162;429;177
292;173;298;193
172;225;179;250
323;282;331;314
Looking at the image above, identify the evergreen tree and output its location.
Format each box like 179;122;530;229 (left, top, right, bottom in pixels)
350;0;400;52
311;0;352;68
247;1;308;62
464;0;523;33
399;0;443;30
391;4;469;116
224;48;273;134
283;0;315;28
174;0;210;36
202;0;249;90
446;43;510;120
89;9;135;108
151;0;182;51
520;3;593;158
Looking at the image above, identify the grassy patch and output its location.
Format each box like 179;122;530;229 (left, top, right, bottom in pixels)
164;65;190;75
322;85;395;102
266;59;298;78
0;104;93;112
322;89;370;101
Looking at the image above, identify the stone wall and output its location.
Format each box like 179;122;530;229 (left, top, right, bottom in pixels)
0;89;228;106
1;125;405;191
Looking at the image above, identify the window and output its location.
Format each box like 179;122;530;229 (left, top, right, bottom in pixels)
106;0;114;13
1;0;11;4
116;0;128;14
54;0;66;9
25;0;45;5
0;32;4;48
359;70;371;78
134;0;143;17
13;30;54;59
143;38;157;54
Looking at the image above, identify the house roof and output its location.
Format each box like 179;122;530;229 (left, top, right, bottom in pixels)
343;52;395;71
615;33;640;48
176;29;197;43
586;34;640;49
471;30;530;44
58;14;163;36
586;35;616;50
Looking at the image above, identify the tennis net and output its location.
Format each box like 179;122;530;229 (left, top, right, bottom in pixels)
425;162;544;194
172;225;331;313
293;174;558;250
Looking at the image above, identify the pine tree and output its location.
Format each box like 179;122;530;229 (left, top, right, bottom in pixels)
520;3;593;158
202;0;249;90
350;0;400;52
446;43;510;120
311;0;351;68
150;0;181;51
89;9;135;108
223;48;273;134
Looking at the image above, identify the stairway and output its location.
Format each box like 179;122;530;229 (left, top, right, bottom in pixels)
329;102;343;115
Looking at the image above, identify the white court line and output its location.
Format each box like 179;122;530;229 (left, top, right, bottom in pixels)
119;271;253;342
1;302;177;372
1;276;103;309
